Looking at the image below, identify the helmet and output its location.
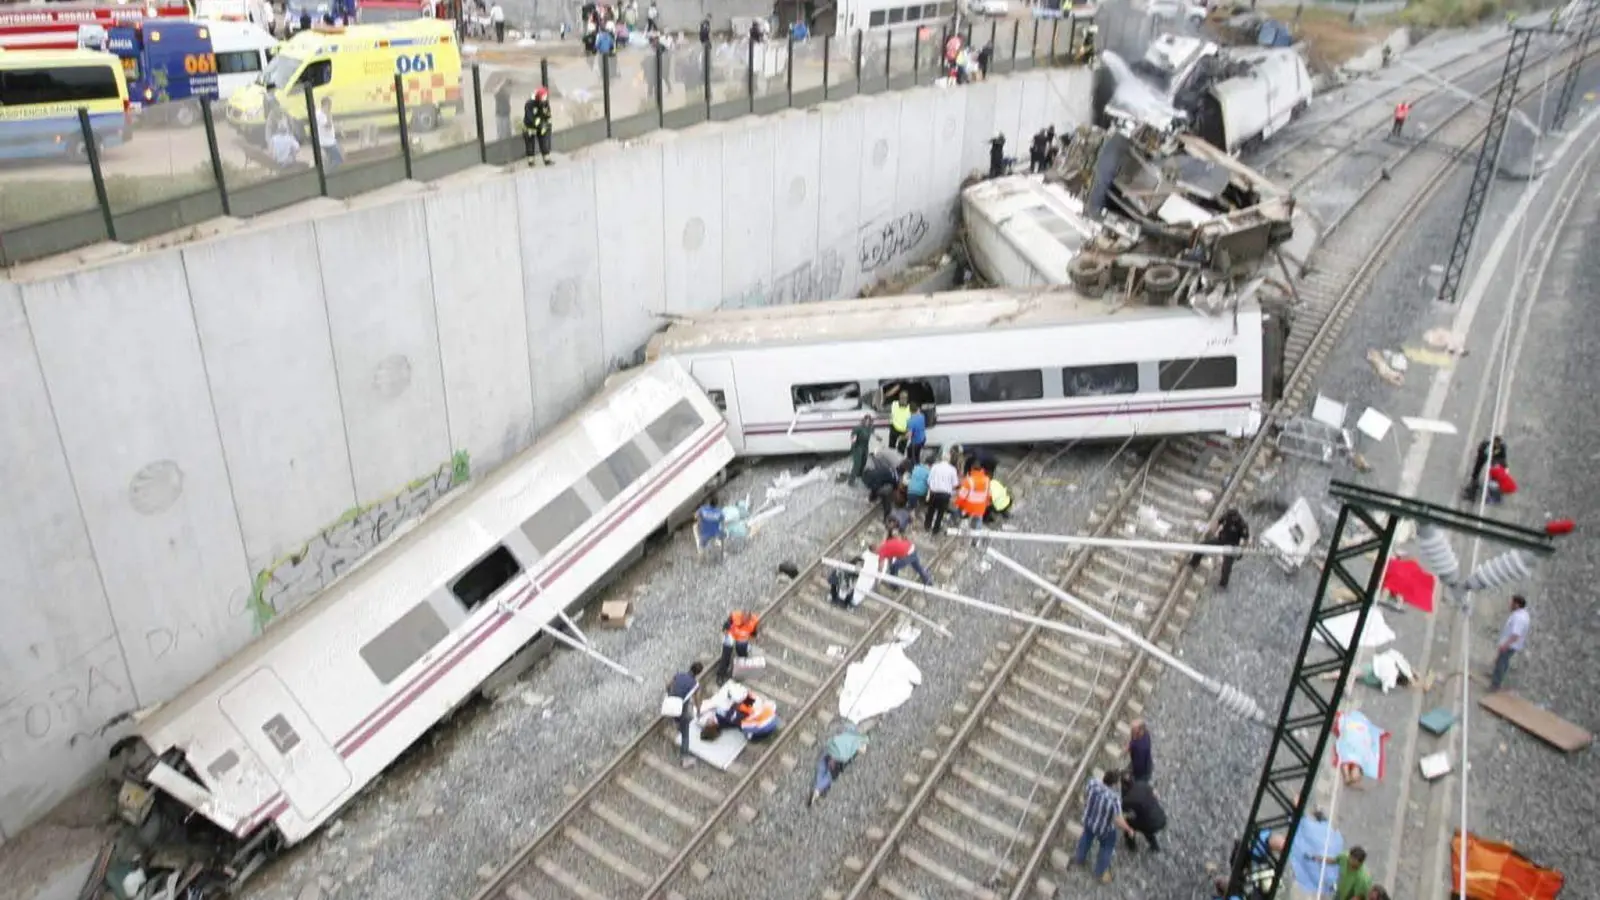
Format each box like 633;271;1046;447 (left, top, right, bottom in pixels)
534;86;549;100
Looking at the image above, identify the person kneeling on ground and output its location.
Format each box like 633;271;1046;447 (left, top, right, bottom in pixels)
982;477;1013;525
720;690;780;741
1119;770;1166;852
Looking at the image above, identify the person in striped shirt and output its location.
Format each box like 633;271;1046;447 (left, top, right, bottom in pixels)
1072;769;1138;883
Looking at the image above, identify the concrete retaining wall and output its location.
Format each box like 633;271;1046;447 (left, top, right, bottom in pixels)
0;67;1089;841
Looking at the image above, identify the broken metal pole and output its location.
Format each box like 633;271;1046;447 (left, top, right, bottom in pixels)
952;529;1255;556
820;557;1124;648
986;549;1268;723
859;588;955;639
496;597;644;683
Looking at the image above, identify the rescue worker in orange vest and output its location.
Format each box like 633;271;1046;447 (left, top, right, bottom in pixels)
1391;101;1410;138
724;690;781;741
955;465;991;530
717;610;761;681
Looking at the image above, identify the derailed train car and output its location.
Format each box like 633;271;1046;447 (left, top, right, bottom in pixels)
110;359;733;882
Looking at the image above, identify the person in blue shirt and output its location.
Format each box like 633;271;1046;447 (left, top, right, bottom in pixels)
696;495;726;555
666;661;703;767
905;453;931;513
905;404;928;464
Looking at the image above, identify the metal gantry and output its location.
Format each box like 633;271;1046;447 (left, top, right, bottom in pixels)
1553;1;1599;130
1436;26;1536;304
1227;481;1558;898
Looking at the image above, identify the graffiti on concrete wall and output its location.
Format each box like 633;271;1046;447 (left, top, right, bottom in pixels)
723;249;846;309
858;212;929;273
246;450;471;630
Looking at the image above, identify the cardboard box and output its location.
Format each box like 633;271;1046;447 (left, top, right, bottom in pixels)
599;600;632;628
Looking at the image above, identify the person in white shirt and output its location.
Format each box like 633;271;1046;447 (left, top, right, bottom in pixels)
490;1;505;42
314;97;343;169
268;123;301;168
1489;594;1530;691
924;456;960;534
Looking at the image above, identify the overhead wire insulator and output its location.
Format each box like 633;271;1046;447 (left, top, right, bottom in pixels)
1414;523;1461;584
1463;550;1535;592
1214;682;1269;725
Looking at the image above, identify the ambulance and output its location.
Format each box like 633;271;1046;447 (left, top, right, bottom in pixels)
225;18;460;143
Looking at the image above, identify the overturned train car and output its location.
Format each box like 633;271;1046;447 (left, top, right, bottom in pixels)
110;359;734;880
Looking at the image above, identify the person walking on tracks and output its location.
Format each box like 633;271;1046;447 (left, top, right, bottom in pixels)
717;609;761;680
1189;507;1250;588
1391;101;1410;138
1072;769;1139;883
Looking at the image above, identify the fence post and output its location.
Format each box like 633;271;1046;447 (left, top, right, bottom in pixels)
472;63;487;163
601;51;614;138
393;73;414;179
1010;19;1020;71
1030;19;1039;64
703;45;713;118
1068;16;1077;60
655;43;666;127
988;20;996;56
965;21;973;49
786;32;794;105
884;29;892;86
914;28;921;82
1049;18;1059;65
825;32;838;99
540;57;550;88
853;30;862;88
78;107;116;242
747;37;756;113
200;97;231;217
304;84;328;197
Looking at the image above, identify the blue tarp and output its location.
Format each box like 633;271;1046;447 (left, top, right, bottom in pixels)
1258;19;1294;47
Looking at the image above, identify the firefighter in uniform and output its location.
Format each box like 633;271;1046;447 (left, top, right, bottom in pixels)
717;609;761;680
523;86;554;164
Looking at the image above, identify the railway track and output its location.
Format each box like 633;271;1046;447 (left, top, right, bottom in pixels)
825;37;1600;900
470;447;1046;900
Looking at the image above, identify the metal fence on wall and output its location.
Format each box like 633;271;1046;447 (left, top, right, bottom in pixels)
0;17;1087;268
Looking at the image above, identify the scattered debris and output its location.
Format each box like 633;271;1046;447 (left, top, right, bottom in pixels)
1367;348;1405;385
1419;707;1457;736
1136;504;1174;537
598;600;632;629
1261;497;1320;572
1317;608;1397;649
1402;345;1458;368
1419;751;1452;781
1423;327;1468;355
766;467;827;502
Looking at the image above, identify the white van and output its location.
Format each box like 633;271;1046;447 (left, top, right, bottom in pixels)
197;0;273;26
201;19;281;103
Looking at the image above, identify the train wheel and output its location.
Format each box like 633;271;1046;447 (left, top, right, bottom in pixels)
1143;263;1182;302
1069;254;1111;296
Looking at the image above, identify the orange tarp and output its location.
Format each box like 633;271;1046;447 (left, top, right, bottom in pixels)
1451;831;1564;900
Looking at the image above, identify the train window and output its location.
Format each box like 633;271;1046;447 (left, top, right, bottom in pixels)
450;545;525;611
1062;363;1140;397
888;7;905;22
793;381;862;412
645;398;705;454
521;488;594;557
206;750;240;781
880;376;952;408
262;713;302;755
905;3;922;16
1159;356;1238;392
588;441;653;505
706;389;727;412
360;601;452;685
869;9;887;25
968;370;1045;403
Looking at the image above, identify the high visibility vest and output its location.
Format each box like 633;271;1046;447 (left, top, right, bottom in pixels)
726;612;759;642
957;471;990;516
890;401;911;432
738;698;777;732
1395;102;1410;120
990;479;1011;512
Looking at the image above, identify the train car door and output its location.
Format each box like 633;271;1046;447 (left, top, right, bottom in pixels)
690;358;745;452
219;668;353;822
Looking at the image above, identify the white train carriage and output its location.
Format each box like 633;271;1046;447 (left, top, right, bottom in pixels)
1194;48;1313;155
961;176;1102;288
111;359;733;869
645;287;1286;457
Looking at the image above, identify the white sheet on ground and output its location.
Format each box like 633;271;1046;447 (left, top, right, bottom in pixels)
687;726;748;770
1316;608;1397;649
839;643;922;724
